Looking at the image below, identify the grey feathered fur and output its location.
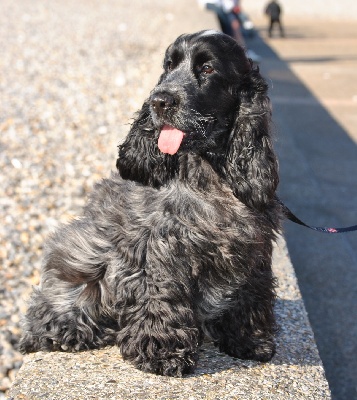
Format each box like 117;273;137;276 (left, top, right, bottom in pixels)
20;31;283;377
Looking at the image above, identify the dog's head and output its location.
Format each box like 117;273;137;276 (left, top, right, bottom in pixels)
117;31;278;211
150;30;251;155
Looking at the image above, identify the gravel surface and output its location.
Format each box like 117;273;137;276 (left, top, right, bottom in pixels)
0;0;218;395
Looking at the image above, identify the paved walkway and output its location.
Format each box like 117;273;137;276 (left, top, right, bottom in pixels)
247;17;357;400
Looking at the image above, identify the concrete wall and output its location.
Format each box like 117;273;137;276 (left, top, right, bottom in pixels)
243;0;357;20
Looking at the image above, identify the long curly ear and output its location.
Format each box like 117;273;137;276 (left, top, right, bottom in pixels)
116;101;179;187
224;67;279;211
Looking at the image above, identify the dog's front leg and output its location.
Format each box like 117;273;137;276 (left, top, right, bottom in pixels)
211;269;277;362
115;240;201;377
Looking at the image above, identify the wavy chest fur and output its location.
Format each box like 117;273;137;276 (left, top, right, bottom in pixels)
91;154;271;323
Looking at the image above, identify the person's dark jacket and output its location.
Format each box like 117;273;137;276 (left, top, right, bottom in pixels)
265;1;281;20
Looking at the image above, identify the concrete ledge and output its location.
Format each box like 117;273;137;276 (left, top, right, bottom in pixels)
8;237;331;399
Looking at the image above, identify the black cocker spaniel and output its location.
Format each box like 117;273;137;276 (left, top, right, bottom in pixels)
20;30;283;377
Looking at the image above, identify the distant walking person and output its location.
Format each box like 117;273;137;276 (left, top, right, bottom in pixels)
265;0;284;37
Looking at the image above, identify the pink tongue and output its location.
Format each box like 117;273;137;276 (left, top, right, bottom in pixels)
158;125;185;155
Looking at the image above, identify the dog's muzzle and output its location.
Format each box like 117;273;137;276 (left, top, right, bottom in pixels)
150;91;177;119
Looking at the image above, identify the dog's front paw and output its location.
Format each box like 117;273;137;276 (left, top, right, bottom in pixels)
119;323;201;376
121;341;199;377
138;350;199;377
241;339;276;362
219;338;276;362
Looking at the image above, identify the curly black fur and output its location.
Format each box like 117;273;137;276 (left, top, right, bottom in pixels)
20;31;283;377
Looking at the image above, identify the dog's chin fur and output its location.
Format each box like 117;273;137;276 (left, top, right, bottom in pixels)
20;31;283;377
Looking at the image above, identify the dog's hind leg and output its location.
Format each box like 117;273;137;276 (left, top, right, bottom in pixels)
19;220;117;354
19;280;117;353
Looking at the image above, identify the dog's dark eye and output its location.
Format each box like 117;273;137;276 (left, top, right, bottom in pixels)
165;60;173;71
201;64;214;75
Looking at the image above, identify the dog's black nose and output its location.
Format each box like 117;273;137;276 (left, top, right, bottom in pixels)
150;92;176;116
